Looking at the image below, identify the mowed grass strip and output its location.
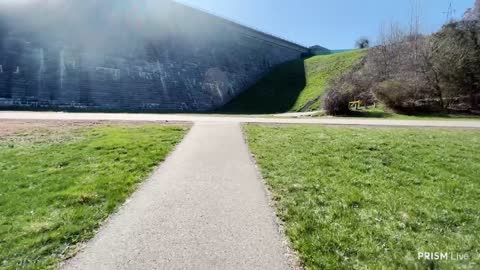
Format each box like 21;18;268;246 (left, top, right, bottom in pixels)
0;124;188;270
244;124;480;269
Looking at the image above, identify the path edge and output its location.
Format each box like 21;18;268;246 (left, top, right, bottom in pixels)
241;123;305;270
58;122;194;269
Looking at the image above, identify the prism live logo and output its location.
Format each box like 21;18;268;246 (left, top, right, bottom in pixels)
418;252;470;261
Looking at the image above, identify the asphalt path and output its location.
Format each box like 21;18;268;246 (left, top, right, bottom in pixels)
62;122;292;270
1;111;480;128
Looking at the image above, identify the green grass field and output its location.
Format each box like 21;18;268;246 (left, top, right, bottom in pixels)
220;50;366;114
0;124;187;269
245;124;480;269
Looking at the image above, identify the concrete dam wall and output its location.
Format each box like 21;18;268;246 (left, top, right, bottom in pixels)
0;0;308;112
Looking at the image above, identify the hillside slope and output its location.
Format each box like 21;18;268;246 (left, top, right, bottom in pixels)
219;50;366;114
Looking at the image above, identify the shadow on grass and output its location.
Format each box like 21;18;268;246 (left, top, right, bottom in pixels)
217;59;307;114
343;108;480;119
347;110;396;118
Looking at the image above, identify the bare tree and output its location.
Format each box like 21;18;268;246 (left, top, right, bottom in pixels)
433;20;480;110
324;0;480;115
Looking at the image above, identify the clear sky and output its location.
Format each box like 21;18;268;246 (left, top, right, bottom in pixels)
179;0;475;49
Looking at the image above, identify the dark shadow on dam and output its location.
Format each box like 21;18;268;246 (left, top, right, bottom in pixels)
217;59;307;114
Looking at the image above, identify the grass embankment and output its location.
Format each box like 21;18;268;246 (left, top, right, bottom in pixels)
245;124;480;269
220;50;366;114
0;124;187;269
350;107;480;121
312;106;480;121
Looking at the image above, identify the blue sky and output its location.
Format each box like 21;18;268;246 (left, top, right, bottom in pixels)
179;0;474;49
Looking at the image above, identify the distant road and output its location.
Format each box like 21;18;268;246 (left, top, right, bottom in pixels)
1;111;480;128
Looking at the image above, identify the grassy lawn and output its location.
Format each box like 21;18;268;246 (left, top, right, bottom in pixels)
219;50;366;114
245;124;480;269
0;124;187;269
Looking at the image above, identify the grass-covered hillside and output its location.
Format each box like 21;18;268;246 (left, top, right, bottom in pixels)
219;50;366;114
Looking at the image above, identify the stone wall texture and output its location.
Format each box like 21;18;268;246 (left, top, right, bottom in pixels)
0;0;308;112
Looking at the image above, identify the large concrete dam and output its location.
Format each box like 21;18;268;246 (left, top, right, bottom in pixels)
0;0;309;112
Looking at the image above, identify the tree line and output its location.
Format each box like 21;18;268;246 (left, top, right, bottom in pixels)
324;19;480;115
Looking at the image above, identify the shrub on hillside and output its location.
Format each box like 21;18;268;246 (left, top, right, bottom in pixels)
343;66;376;106
323;59;377;115
372;80;439;113
323;86;352;115
363;20;480;113
324;18;480;115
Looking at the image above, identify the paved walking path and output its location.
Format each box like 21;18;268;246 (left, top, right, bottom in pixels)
1;111;480;128
62;122;291;270
2;111;479;269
